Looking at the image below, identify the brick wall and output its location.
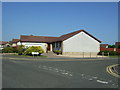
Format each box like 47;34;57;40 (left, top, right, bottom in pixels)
100;47;120;52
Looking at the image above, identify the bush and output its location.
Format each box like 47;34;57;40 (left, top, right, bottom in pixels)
12;47;19;53
54;50;61;55
98;51;120;56
17;45;26;55
2;47;15;53
24;46;44;56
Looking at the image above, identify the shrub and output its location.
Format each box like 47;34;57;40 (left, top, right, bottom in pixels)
17;45;25;55
24;46;44;55
54;50;61;55
2;47;15;53
12;47;18;53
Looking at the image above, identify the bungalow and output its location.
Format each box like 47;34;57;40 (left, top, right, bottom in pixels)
100;44;108;48
19;29;101;55
11;39;20;47
20;35;57;52
0;41;9;50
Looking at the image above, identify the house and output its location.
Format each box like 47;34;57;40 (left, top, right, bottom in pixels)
100;44;108;48
52;30;101;55
0;41;9;50
115;42;120;48
11;39;20;47
20;35;58;52
19;29;101;55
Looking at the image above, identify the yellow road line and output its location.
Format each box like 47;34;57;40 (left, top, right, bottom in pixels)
106;64;120;78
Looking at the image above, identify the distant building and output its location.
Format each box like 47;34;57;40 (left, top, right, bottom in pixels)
0;41;9;50
11;39;20;47
100;44;108;48
115;42;120;48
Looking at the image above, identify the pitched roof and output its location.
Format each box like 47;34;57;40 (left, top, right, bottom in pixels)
54;30;101;43
20;30;101;43
20;35;58;43
9;41;12;44
12;39;20;43
100;44;108;47
0;41;8;45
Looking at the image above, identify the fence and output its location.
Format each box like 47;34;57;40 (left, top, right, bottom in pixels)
100;47;120;52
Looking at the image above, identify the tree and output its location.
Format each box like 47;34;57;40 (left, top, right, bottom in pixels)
108;45;116;48
117;45;120;49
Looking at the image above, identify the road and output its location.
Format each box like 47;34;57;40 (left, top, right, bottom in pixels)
2;55;119;88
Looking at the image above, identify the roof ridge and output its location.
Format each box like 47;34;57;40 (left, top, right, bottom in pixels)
21;35;58;38
60;29;84;37
20;29;101;43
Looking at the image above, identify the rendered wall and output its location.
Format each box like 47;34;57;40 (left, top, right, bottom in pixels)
63;31;100;54
21;42;47;52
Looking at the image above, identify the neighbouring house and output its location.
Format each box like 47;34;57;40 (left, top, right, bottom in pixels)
100;42;120;53
115;42;120;48
0;41;9;50
11;39;20;47
100;44;108;48
19;30;101;55
20;35;58;53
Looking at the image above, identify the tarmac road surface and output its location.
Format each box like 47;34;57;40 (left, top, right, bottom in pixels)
2;55;119;88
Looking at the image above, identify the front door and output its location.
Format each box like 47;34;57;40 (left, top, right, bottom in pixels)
47;43;50;51
47;43;52;52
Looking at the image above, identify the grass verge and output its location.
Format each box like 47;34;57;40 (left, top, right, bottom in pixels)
11;53;47;58
109;55;120;57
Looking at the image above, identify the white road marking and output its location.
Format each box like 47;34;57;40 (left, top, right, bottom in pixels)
69;74;73;76
93;77;97;79
97;80;108;84
89;78;93;81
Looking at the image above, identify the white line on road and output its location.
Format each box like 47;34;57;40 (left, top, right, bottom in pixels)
97;80;108;84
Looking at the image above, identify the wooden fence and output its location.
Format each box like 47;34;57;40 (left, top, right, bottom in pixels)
100;47;120;52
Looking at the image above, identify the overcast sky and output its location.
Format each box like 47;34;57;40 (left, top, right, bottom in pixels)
2;2;118;44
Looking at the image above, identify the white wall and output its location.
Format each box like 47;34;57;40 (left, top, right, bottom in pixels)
12;43;17;47
21;42;47;52
17;41;21;45
63;31;100;53
0;45;3;50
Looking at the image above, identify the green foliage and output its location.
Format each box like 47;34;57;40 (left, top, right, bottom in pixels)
2;47;15;53
24;46;44;55
17;45;25;55
117;45;120;49
54;50;60;53
12;47;18;53
108;45;116;48
98;51;120;56
54;50;61;55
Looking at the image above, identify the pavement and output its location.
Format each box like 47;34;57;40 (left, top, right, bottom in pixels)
2;54;119;88
43;51;108;58
106;64;120;78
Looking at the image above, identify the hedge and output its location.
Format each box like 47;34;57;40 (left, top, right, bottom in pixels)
2;47;17;53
